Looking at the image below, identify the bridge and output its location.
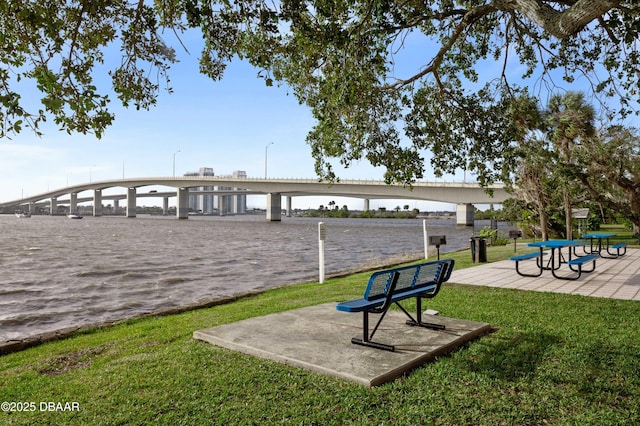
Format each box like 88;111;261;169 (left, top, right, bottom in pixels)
0;177;510;224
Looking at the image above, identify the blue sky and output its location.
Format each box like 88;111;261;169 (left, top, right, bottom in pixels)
0;29;468;211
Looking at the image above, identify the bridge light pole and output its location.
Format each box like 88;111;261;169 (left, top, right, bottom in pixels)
265;142;273;178
173;150;181;177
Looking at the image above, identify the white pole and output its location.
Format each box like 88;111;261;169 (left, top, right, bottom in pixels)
318;222;326;283
423;219;429;260
265;142;274;178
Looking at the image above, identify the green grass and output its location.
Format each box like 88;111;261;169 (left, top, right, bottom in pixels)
2;247;640;425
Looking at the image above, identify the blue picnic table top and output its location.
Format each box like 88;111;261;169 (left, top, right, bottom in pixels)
582;233;616;239
527;239;582;249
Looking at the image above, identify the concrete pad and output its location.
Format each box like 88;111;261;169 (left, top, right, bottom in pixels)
193;303;491;387
451;248;640;301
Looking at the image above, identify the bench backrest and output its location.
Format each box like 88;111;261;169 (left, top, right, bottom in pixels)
363;259;455;301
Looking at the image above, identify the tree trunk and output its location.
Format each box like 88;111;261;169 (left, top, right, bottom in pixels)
564;188;573;239
540;207;550;241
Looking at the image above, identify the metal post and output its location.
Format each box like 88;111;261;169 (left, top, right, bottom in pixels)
423;219;429;260
318;222;326;283
265;142;274;178
173;150;180;177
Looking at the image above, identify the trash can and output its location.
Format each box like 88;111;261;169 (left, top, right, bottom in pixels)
470;237;487;263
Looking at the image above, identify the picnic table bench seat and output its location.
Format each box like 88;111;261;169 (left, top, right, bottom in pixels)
509;251;547;277
555;253;599;280
607;243;627;258
336;259;454;352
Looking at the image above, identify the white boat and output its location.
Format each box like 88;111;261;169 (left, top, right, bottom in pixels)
15;212;31;218
67;213;83;219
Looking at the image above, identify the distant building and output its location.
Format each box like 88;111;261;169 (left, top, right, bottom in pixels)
184;168;247;215
184;167;215;214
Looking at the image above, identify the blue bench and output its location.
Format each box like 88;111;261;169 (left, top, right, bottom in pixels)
509;251;547;277
553;253;599;280
336;259;454;352
606;243;627;258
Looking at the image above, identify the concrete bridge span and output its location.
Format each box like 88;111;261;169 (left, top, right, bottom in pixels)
1;177;510;224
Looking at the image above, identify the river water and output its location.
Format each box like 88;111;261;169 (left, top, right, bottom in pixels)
0;214;496;345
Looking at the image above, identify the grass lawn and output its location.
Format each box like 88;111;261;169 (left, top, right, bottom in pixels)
2;245;640;425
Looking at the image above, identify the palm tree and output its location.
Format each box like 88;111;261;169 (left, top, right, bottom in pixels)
507;93;554;240
516;137;555;240
545;92;595;239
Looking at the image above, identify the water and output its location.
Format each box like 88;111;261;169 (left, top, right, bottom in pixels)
0;214;491;345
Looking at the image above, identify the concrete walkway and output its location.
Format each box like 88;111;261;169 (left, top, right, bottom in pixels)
451;247;640;301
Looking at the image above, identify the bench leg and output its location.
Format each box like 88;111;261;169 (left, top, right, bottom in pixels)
551;267;581;280
351;311;396;352
351;337;395;352
351;297;446;352
605;246;626;258
602;249;619;259
569;261;596;273
553;259;596;280
515;259;543;277
404;298;445;331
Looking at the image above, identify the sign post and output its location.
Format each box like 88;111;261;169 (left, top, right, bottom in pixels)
428;235;447;260
572;208;590;236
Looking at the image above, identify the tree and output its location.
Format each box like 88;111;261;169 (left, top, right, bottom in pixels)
545;91;596;239
514;136;555;240
578;126;640;233
1;1;638;184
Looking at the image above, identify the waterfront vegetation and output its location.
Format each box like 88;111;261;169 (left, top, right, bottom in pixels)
2;245;640;425
302;204;422;219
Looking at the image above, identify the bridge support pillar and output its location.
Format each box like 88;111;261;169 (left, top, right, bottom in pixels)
219;196;227;216
163;197;169;215
177;188;189;219
29;202;35;215
70;193;78;215
50;197;57;215
286;196;292;217
456;203;474;226
126;188;137;218
93;190;103;216
364;199;370;211
266;193;281;222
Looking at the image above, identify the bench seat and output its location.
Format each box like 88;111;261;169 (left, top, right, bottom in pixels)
606;243;627;258
567;253;599;265
553;253;599;280
509;252;546;262
336;259;454;352
510;251;547;277
336;285;437;313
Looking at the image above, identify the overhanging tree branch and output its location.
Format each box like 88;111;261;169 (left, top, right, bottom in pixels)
497;0;622;38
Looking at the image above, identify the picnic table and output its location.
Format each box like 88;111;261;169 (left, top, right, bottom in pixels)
581;233;627;258
510;240;598;280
